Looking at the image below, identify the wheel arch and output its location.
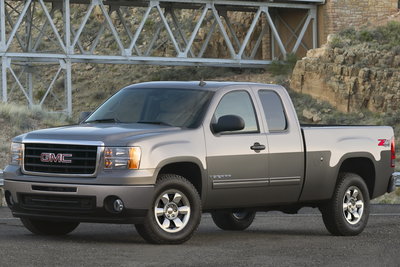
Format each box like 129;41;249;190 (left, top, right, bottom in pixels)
338;156;376;199
156;159;205;200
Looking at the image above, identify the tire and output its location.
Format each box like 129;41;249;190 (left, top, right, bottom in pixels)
211;209;256;231
321;172;370;236
21;217;79;236
135;174;201;244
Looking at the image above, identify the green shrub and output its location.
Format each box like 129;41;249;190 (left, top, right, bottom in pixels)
391;45;400;55
358;29;374;42
338;27;356;39
329;36;344;49
336;21;400;48
268;53;298;76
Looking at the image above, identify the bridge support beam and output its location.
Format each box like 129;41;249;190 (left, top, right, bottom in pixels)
0;0;321;115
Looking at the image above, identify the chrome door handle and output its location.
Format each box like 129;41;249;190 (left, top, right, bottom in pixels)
250;142;266;152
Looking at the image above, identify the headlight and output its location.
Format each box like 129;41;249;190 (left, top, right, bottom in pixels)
10;142;23;165
104;147;141;170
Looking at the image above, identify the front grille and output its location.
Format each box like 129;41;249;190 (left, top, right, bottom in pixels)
24;143;98;175
19;194;96;211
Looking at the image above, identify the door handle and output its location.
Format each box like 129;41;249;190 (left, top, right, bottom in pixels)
250;142;266;152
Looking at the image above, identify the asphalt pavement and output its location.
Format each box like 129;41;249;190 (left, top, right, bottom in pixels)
0;205;399;266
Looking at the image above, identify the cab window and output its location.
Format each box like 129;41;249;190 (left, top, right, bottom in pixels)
213;91;258;133
258;90;287;132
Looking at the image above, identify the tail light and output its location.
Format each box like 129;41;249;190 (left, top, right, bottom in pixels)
391;137;396;168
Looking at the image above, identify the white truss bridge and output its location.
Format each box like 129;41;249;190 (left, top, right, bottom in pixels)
0;0;323;114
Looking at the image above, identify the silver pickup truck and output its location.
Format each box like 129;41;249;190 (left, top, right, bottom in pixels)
3;81;397;244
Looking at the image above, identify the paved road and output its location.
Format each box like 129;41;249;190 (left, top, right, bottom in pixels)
0;206;399;267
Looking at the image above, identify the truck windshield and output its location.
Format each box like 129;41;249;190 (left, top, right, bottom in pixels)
85;88;214;128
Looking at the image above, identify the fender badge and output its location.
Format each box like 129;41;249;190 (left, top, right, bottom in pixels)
378;139;390;147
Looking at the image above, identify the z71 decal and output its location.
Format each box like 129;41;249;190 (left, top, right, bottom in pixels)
378;139;390;147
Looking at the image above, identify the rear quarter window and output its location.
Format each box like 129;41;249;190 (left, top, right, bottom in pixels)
258;90;287;132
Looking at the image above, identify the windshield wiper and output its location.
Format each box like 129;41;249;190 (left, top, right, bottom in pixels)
84;118;120;123
137;121;173;127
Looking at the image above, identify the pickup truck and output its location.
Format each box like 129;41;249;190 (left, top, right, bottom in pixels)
3;81;397;244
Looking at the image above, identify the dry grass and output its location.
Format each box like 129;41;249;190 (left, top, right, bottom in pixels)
372;188;400;204
0;103;70;169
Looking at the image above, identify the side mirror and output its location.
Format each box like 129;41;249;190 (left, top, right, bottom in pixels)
212;115;245;133
79;111;91;123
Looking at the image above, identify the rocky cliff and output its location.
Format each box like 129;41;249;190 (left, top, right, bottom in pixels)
290;22;400;114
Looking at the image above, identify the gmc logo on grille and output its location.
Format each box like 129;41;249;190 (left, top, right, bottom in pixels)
40;153;72;163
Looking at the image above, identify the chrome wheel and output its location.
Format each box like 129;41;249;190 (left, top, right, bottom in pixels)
321;173;370;236
154;190;191;233
135;175;201;244
342;186;364;225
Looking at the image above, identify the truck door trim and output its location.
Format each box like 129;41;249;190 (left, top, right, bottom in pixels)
269;176;301;186
212;178;269;189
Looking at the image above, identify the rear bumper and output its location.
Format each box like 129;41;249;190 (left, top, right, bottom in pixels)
4;180;154;224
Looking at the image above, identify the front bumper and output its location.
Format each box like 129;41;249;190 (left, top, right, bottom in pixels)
4;180;154;224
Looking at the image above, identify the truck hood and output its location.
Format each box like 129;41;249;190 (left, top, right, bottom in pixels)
18;123;181;146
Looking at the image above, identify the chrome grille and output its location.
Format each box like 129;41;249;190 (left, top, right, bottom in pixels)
23;143;98;175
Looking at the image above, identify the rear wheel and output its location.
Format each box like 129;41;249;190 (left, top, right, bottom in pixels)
321;172;370;236
135;174;201;244
211;209;256;231
21;217;79;235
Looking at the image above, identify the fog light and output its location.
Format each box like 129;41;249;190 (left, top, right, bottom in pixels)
104;196;124;213
113;199;124;212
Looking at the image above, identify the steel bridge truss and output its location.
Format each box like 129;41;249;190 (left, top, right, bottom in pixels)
0;0;319;114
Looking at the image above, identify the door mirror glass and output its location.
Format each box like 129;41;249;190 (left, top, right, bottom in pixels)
212;115;245;133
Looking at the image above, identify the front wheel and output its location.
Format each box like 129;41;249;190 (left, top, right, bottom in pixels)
321;172;370;236
21;217;79;235
135;174;201;244
211;209;256;231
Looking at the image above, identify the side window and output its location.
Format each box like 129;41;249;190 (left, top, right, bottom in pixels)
258;90;287;132
213;91;258;133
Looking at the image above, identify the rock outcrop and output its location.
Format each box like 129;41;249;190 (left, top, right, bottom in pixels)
290;39;400;113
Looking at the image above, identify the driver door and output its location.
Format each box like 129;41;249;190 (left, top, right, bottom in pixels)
205;89;269;208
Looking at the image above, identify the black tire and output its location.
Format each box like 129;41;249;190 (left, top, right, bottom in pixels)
135;174;201;244
321;172;370;236
21;217;79;236
211;209;256;231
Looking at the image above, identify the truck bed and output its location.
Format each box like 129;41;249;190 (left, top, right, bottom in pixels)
299;125;394;201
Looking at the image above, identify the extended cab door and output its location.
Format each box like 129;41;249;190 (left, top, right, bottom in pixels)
254;87;305;203
204;87;269;208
